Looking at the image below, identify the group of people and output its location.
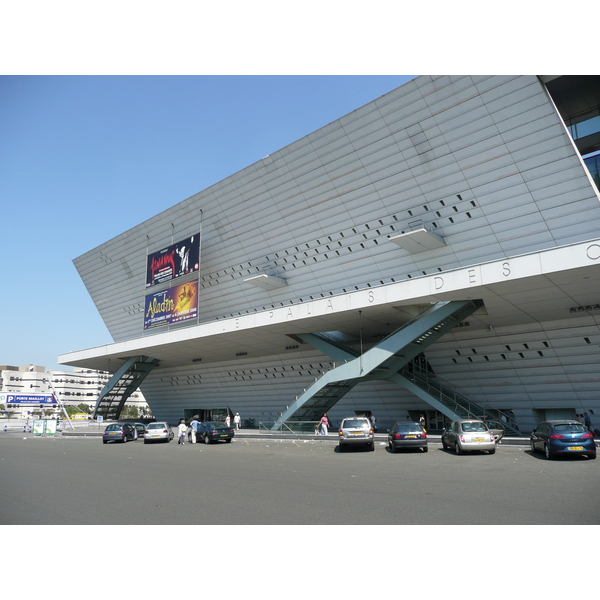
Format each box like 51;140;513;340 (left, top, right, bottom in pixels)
177;412;242;445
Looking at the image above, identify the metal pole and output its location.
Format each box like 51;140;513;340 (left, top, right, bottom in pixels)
43;377;74;430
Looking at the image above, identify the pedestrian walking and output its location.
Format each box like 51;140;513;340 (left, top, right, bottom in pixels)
233;413;241;430
583;412;592;433
319;413;330;435
177;419;187;445
370;414;377;432
189;415;199;444
225;413;231;427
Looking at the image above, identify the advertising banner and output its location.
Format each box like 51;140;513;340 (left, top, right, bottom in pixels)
144;280;198;330
146;233;200;287
1;393;56;406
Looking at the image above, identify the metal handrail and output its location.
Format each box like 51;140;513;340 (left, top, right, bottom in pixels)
260;420;321;433
403;366;521;433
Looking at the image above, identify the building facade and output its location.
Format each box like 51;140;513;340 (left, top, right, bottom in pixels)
59;75;600;434
0;365;147;419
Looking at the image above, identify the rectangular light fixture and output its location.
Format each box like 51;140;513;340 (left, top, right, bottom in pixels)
389;228;446;253
244;274;287;290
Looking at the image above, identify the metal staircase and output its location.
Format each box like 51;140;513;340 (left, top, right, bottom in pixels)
93;356;159;420
395;367;521;435
272;300;483;430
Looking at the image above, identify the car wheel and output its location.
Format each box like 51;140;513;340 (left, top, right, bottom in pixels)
339;444;345;453
455;442;462;455
544;443;554;460
370;442;375;452
226;438;232;443
530;440;536;453
204;434;211;444
103;440;107;444
488;447;496;455
388;441;396;453
422;446;428;453
589;453;597;460
144;439;148;444
122;436;127;443
442;438;448;450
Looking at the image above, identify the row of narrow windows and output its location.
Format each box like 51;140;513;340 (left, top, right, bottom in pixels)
154;337;595;382
201;196;477;287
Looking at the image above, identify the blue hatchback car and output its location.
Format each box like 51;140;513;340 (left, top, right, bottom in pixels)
530;420;596;460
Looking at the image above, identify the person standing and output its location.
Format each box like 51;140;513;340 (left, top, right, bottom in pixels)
233;413;241;430
319;413;330;435
583;412;592;433
225;413;231;428
370;414;377;432
189;416;199;444
177;419;187;445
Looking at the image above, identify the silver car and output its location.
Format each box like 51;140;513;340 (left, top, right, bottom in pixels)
442;419;496;454
143;422;174;444
338;417;374;451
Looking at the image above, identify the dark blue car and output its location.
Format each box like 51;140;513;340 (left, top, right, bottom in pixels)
530;420;596;460
196;421;235;444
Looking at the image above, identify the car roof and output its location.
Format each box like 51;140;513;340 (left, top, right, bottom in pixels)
540;420;581;425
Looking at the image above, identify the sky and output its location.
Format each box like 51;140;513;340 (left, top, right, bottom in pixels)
0;75;417;371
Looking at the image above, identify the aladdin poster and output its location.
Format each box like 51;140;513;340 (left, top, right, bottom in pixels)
144;281;198;330
146;233;200;287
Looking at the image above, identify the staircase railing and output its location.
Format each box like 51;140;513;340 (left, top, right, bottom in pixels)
400;367;521;435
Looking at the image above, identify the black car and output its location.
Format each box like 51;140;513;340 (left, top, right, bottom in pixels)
530;420;596;460
196;421;235;444
102;423;136;444
387;421;428;452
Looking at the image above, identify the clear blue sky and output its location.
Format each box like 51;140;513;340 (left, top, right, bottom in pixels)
0;75;416;371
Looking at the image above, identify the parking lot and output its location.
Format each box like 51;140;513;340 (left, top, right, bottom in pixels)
1;431;599;526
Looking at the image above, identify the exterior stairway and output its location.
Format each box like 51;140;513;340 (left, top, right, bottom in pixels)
272;300;483;430
395;367;521;435
93;355;159;420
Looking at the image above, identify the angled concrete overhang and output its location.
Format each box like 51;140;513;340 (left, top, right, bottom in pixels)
59;239;600;372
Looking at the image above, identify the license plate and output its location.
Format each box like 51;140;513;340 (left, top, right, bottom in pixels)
152;435;160;438
405;435;416;438
351;431;363;435
568;446;584;451
473;437;484;442
110;432;118;435
220;434;228;437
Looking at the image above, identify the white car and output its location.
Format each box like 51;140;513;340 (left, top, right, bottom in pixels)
143;422;174;444
338;417;374;452
441;419;496;454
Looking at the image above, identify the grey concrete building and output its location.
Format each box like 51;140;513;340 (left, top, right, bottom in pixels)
59;75;600;434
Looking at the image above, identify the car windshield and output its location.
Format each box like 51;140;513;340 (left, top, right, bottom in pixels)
461;422;487;432
396;423;423;432
105;424;120;431
554;423;586;433
147;423;166;430
343;419;369;428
